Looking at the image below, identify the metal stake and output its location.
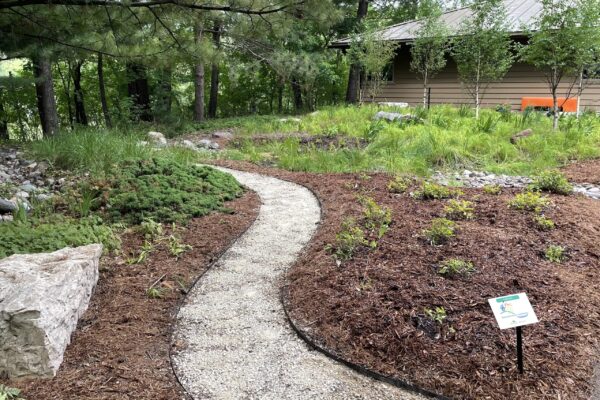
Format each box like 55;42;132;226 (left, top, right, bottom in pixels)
516;326;524;374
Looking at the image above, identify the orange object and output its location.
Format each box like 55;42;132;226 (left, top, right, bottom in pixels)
521;97;578;112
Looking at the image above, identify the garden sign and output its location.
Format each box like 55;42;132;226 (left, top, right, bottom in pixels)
488;293;539;373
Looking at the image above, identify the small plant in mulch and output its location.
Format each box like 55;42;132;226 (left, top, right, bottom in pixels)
424;307;447;324
444;199;475;220
483;184;502;195
0;384;25;400
168;234;193;259
146;286;166;299
413;181;463;200
359;196;392;239
534;215;556;231
413;307;455;340
387;175;412;194
127;240;154;265
437;258;475;277
327;218;367;262
530;170;573;195
508;191;550;213
137;218;164;240
545;245;567;263
423;218;457;245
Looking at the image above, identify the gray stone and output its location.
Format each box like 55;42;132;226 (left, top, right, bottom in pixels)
212;131;234;140
378;101;409;108
374;111;421;123
20;184;37;193
0;198;17;214
0;244;103;379
198;139;220;150
147;131;167;147
180;140;197;150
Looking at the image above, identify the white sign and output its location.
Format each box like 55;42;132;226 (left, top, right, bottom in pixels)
488;293;539;330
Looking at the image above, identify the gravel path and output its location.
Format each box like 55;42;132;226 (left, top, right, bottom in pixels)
172;167;426;400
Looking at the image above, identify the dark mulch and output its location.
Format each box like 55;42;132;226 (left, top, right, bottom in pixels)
213;160;600;400
6;191;260;400
562;159;600;184
230;133;369;150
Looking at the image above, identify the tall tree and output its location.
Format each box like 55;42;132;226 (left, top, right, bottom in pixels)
194;22;206;122
97;53;112;128
208;19;222;118
452;0;514;118
521;0;600;129
410;0;449;106
72;59;88;125
126;62;152;122
0;90;8;140
32;56;59;136
345;0;369;104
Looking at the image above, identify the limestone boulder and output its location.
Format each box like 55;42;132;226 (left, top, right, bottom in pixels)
0;244;103;379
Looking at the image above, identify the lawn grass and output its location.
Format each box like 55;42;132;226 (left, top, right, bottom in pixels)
208;105;600;176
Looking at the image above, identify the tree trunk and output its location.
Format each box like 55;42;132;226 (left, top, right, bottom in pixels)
291;77;303;113
552;68;559;130
277;82;284;114
32;56;59;137
97;54;112;128
208;20;222;119
72;60;88;126
0;92;8;140
345;0;369;104
56;62;74;129
194;23;205;122
126;62;152;122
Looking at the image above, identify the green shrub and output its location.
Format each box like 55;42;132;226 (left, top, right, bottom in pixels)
413;181;462;200
444;199;475;220
534;215;556;231
545;245;567;263
387;175;412;194
530;170;573;195
508;191;550;213
438;259;475;277
423;218;457;245
137;218;164;240
0;216;120;259
483;184;502;195
359;196;392;239
424;307;447;324
327;218;367;261
105;158;243;224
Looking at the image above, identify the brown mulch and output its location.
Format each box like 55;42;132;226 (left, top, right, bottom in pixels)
562;159;600;184
211;160;600;400
6;191;260;400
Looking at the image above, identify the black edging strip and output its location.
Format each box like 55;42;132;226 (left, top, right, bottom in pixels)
168;186;262;400
280;288;452;400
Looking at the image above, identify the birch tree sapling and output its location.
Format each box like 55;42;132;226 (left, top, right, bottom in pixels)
452;0;513;119
520;0;600;129
410;0;449;107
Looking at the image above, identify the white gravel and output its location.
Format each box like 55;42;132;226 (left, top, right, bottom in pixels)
172;167;426;400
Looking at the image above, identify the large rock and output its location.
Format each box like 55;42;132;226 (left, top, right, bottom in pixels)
374;111;421;123
0;198;17;214
0;244;103;379
147;131;167;147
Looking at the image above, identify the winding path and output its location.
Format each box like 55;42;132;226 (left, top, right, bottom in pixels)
172;167;426;400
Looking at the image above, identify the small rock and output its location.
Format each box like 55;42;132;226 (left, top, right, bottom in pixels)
0;198;17;214
20;184;37;193
212;131;234;140
147;131;167;147
198;139;220;150
180;140;197;150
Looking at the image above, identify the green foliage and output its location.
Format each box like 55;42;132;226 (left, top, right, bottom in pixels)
0;215;119;259
530;170;573;195
147;286;166;299
476;113;499;133
387;175;412;194
0;385;24;400
359;196;392;239
413;181;462;200
534;215;556;231
452;0;515;117
126;240;154;265
105;158;243;225
137;218;164;240
424;306;447;325
328;218;367;262
444;199;475;220
509;191;551;213
483;184;502;195
423;218;457;245
545;245;567;263
438;259;475;277
167;234;192;259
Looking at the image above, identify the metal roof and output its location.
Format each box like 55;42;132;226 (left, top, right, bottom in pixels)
331;0;542;47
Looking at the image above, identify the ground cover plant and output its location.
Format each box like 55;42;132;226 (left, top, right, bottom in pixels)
211;105;600;176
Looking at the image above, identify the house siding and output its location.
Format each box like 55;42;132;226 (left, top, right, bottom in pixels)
373;50;600;112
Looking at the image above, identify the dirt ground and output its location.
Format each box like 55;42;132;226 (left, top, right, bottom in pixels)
6;191;260;400
562;159;600;184
213;160;600;400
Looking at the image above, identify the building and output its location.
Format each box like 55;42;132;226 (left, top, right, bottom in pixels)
331;0;600;112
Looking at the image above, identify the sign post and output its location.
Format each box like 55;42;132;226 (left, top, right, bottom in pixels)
488;293;538;374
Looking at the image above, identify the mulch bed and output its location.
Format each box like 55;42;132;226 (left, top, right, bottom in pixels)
213;160;600;400
562;159;600;184
6;191;260;400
